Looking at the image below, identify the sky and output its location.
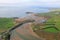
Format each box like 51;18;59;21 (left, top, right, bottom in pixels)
0;0;60;7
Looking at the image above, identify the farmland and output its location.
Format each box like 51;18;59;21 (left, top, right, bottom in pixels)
32;10;60;40
0;18;15;33
33;10;60;33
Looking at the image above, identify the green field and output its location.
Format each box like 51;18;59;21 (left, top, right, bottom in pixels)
33;10;60;33
0;18;15;33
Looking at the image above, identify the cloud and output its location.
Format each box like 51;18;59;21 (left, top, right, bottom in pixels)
0;0;30;3
0;0;59;7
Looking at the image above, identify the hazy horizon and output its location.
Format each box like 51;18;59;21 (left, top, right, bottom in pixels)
0;0;60;17
0;6;50;17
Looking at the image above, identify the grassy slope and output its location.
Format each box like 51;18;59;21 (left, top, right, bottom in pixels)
46;12;60;32
0;18;15;33
35;11;60;33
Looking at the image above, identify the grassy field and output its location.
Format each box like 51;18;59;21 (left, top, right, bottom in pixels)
33;11;60;33
0;18;15;33
45;12;60;32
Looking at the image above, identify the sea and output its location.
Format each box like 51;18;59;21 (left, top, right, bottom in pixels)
0;6;51;17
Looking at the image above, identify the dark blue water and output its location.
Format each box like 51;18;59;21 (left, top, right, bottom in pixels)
0;6;50;17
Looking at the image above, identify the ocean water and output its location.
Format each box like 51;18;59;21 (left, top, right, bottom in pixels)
0;6;50;17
